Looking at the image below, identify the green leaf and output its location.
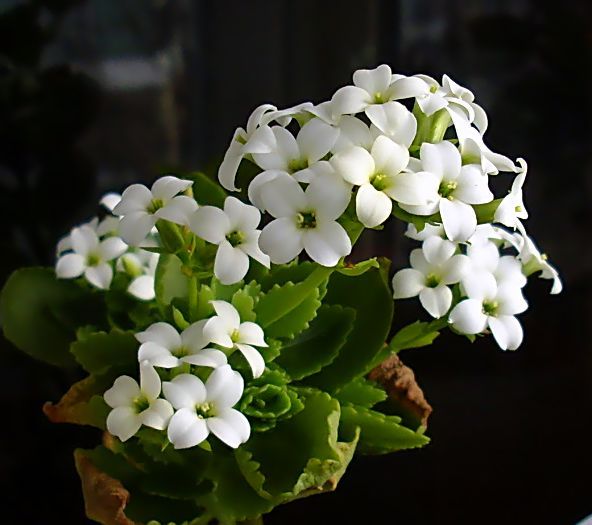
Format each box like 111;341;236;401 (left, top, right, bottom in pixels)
70;329;138;376
337;258;379;276
211;277;243;302
0;268;105;367
254;266;331;335
259;262;318;292
305;267;394;391
389;320;444;352
155;254;189;312
231;288;257;322
339;404;429;455
334;378;387;408
196;284;215;319
275;304;355;379
188;171;227;208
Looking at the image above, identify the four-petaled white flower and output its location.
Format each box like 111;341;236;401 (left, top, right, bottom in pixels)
331;135;431;228
203;301;268;378
136;321;228;369
392;236;470;318
450;271;528;350
164;365;250;449
402;141;493;242
466;238;527;290
494;158;529;228
104;361;174;442
56;225;127;289
258;173;352;266
117;249;160;301
190;196;270;285
113;176;196;246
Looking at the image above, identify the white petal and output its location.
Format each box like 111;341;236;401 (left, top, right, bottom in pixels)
259;218;303;264
182;348;228;368
297;118;339;163
355;184;392;228
167;408;209;449
242;124;276;153
128;275;156;301
488;315;523;351
214;241;249;285
439;198;477;242
224;196;261;231
496;284;528;315
353;64;392;94
113;184;152;215
206;364;244;407
383;170;440;206
440;254;471;285
462;271;497;301
306;172;352;221
405;222;444;241
388;76;430;100
467;241;500;273
333;115;373;151
366;102;417;147
392;268;425;299
419;286;452;318
235;343;266;379
331;85;371;115
207;408;250;449
237;322;267;347
141;398;174;430
139;361;161;400
421;141;461;180
104;376;140;408
56;253;85;279
409;248;431;274
138;342;180;369
71;226;99;255
118;211;156;246
371;135;409;176
330;146;374;186
252;126;297;170
247;170;284;211
99;237;128;261
180;319;209;352
163;374;207;409
218;128;246;191
210;300;241;328
454;165;493;204
151;176;192;201
422;236;456;266
302;220;352;266
240;231;271;268
417;93;448;116
203;317;234;348
260;174;306;218
106;407;142;442
136;322;181;348
100;192;122;211
84;263;113;290
449;299;488;334
190;206;230;244
496;256;527;288
156;195;198;225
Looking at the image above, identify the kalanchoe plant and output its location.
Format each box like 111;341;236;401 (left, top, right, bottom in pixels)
0;64;562;525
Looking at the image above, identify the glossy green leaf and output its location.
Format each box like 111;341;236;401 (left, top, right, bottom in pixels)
337;258;379;276
155;254;189;312
275;304;355;379
70;329;138;376
0;268;105;367
188;171;227;208
231;288;257;322
334;378;387;408
390;320;444;352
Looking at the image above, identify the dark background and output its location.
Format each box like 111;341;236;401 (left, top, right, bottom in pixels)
1;0;591;523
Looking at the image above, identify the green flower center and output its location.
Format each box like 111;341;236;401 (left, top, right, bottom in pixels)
288;158;309;174
195;402;216;418
296;211;317;229
148;198;164;213
172;345;189;358
86;253;101;267
370;172;389;191
133;395;150;414
373;92;387;104
438;180;458;199
482;300;499;317
429;85;439;94
425;273;440;288
226;230;245;247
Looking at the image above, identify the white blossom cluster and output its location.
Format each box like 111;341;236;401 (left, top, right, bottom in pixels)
104;300;266;449
52;64;562;449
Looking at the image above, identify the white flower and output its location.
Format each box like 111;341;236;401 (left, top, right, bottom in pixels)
331;65;427;120
104;361;174;442
494;158;529;228
450;271;528;350
405;222;445;241
190;197;270;285
136;320;227;369
55;225;127;289
392;236;470;318
401;141;493;242
258;173;352;266
113;176;196;246
203;301;267;378
118;249;159;301
331;135;432;228
99;192;122;212
516;222;562;294
56;215;120;256
164;365;250;449
466;239;527;289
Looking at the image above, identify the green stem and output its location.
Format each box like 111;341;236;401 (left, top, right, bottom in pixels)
188;274;199;321
412;104;451;147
